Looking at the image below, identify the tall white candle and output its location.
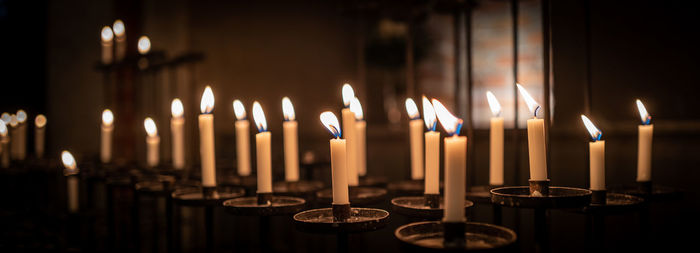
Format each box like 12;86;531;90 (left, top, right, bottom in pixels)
253;102;272;193
321;112;349;204
144;117;160;168
486;91;504;186
101;26;113;65
16;110;27;160
422;97;440;194
61;151;79;213
9;114;18;159
199;86;217;187
517;84;548;181
171;99;185;169
0;121;8;168
233;100;252;176
341;84;359;186
432;99;466;222
635;99;653;182
35;114;47;159
113;20;126;62
350;97;367;177
582;115;605;190
405;98;424;180
101;109;114;164
282;97;299;182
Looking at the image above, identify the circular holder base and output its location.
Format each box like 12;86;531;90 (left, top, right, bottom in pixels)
316;186;387;206
387;180;424;196
359;176;388;187
391;196;474;219
219;174;257;194
273;180;324;199
490;186;592;209
467;185;500;204
171;186;245;206
293;207;390;233
395;221;517;252
223;195;306;216
135;176;199;196
610;184;682;201
582;193;645;215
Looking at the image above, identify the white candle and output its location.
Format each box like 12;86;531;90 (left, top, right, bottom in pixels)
144;118;160;167
635;99;653;182
101;109;114;164
405;98;424;180
113;20;126;62
199;86;217;187
233;100;252;176
61;151;79;213
517;84;548;181
0;121;8;168
34;114;47;159
138;36;151;55
171;99;185;170
582;115;605;190
422;97;440;194
486;91;504;186
253;102;272;193
432;99;466;222
101;26;113;65
16;110;27;160
350;97;367;177
282;97;299;182
341;84;359;186
9;114;18;160
321;112;349;204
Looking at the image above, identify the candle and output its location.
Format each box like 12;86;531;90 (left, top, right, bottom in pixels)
320;112;349;204
61;151;79;213
282;97;300;182
16;110;27;160
144;117;159;168
432;99;466;222
171;99;185;170
101;26;113;65
9;114;18;160
233;100;252;176
138;36;151;55
405;98;424;180
635;99;653;182
113;20;126;62
34;114;47;159
581;115;605;190
350;97;367;177
486;91;504;186
422;97;440;194
101;109;114;164
199;86;217;187
517;84;548;181
0;121;8;168
252;101;272;194
341;84;359;186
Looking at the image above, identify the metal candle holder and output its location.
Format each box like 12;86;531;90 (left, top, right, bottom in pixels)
293;204;390;233
272;180;324;201
394;221;517;252
391;194;474;220
315;186;387;206
222;193;306;216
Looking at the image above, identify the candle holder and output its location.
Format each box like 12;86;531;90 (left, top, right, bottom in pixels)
391;194;474;220
293;205;389;233
387;180;424;196
272;180;324;201
394;221;517;252
610;181;682;201
315;186;387;206
222;193;306;216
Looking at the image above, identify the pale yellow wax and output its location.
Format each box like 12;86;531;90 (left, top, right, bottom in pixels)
199;114;216;187
356;120;367;177
526;118;547;181
443;135;467;222
171;117;185;169
283;121;299;182
101;123;113;164
409;119;424;180
424;131;440;194
147;135;160;168
235;120;252;176
637;124;653;182
341;108;358;186
330;138;349;204
489;117;504;186
256;131;272;193
589;140;605;190
67;176;79;213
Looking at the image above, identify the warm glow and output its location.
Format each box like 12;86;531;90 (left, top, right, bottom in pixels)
636;99;651;125
200;86;215;114
102;109;114;126
486;91;502;117
516;84;541;117
138;36;151;55
422;96;437;131
320;111;341;138
1;113;10;124
233;100;246;120
282;97;296;121
35;114;47;128
113;20;125;37
9;115;17;127
581;115;602;141
171;99;184;118
61;150;77;171
342;83;355;107
252;101;267;132
101;26;113;42
350;97;364;120
144;118;158;137
431;99;463;136
16;110;27;123
0;121;7;136
405;98;419;119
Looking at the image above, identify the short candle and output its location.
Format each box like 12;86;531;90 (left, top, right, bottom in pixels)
233;100;252;176
432;99;466;223
171;99;185;170
350;97;367;177
199;86;217;187
405;98;424;180
101;109;114;164
422;96;440;195
635;99;653;182
341;84;359;186
486;91;504;186
282;97;300;182
144;117;160;168
253;101;273;194
517;84;548;181
320;111;349;204
582;115;605;190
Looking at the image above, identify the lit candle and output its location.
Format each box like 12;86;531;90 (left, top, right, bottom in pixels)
252;101;272;194
9;114;18;159
144;117;159;168
113;20;126;61
16;110;27;160
233;100;252;176
61;150;79;213
282;97;299;182
199;86;217;188
0;120;8;168
138;36;151;55
405;98;424;180
350;97;367;177
101;109;114;164
635;99;653;182
581;115;605;190
341;84;359;186
101;26;113;65
422;97;440;195
432;99;466;222
517;84;548;181
486;91;504;186
34;114;47;159
171;99;185;170
320;112;349;204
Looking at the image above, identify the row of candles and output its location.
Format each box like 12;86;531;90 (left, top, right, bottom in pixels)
100;19;153;64
0;111;47;167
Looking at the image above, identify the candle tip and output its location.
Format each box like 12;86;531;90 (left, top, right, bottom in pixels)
282;97;296;121
405;98;419;120
635;99;652;125
320;111;341;138
138;36;151;55
342;83;354;107
102;109;114;126
200;86;215;114
431;99;462;136
233;99;246;120
35;114;47;128
252;101;268;132
421;96;437;131
350;97;364;120
581;115;602;141
171;99;184;118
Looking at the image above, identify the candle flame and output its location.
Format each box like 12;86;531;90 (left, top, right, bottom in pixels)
431;99;463;136
35;114;47;128
16;110;27;123
486;91;502;117
320;111;341;138
101;26;113;42
171;99;184;118
516;84;541;118
282;97;296;121
144;117;158;137
422;96;437;131
350;97;364;120
342;83;354;107
580;115;602;141
1;113;10;124
0;121;6;136
113;20;125;37
61;150;77;171
252;101;267;132
102;109;114;126
232;100;246;120
405;98;419;120
635;99;651;125
138;36;151;55
200;86;215;114
9;115;17;127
